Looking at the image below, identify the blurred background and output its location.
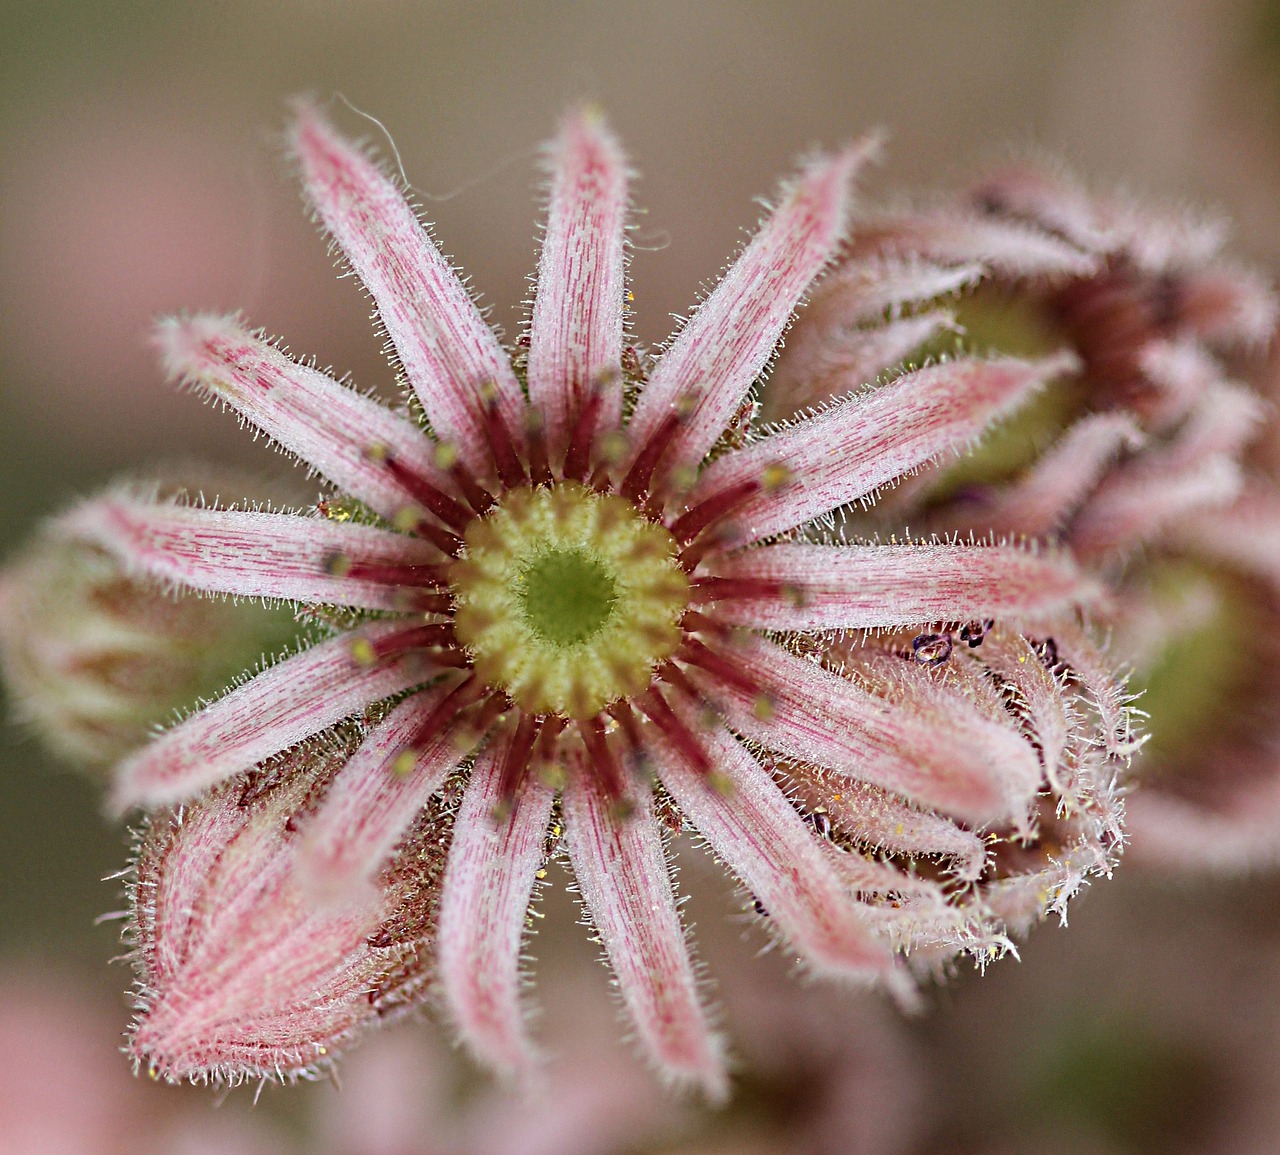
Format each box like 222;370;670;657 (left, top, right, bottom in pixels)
4;2;1280;1151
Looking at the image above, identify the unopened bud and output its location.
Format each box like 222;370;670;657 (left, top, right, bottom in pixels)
0;490;298;770
126;728;449;1084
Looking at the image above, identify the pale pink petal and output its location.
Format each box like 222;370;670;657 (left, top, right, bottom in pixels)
686;634;1040;827
969;164;1116;252
66;499;441;609
1176;261;1278;347
1171;486;1280;586
688;353;1073;544
155;314;443;522
1162;381;1266;469
785;761;986;881
766;312;958;420
291;102;524;475
931;412;1144;538
297;689;464;896
562;749;726;1099
1049;625;1138;757
647;713;896;984
851;211;1099;279
699;541;1098;631
627;140;875;479
1139;340;1222;429
527;108;629;458
112;623;432;809
808;257;985;323
437;734;555;1081
1069;453;1242;559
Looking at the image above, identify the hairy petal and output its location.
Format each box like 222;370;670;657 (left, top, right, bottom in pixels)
67;500;441;609
291;102;524;475
437;735;555;1082
628;140;875;478
563;750;726;1099
528;108;629;457
297;689;464;897
1170;486;1280;586
690;634;1040;827
112;625;432;810
931;412;1144;538
648;716;897;985
155;314;442;522
690;353;1073;544
700;541;1099;630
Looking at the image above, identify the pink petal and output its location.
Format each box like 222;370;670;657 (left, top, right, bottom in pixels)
437;735;555;1081
968;163;1117;252
291;102;524;476
1171;486;1280;586
111;624;433;810
687;634;1040;827
931;412;1144;538
851;210;1099;279
766;311;957;421
155;314;443;523
562;749;727;1099
647;714;896;984
786;763;986;881
688;353;1073;545
527;108;629;460
1175;261;1278;347
297;689;464;897
627;140;876;481
66;499;441;609
699;541;1099;631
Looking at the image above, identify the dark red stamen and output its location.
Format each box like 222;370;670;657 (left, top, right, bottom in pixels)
525;410;553;488
606;701;646;754
449;462;495;517
669;479;760;545
481;392;527;489
352;623;458;666
656;658;702;702
534;714;567;770
563;382;607;482
380;455;473;533
404;676;485;751
496;713;542;802
637;687;714;776
334;559;452;589
400;591;455;616
580;715;629;803
688;575;787;604
677;637;764;699
619;410;682;502
411;521;465;558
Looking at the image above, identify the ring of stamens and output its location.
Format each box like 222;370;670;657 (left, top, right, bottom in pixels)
448;482;690;718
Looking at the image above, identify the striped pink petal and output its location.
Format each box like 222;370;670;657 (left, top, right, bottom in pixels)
647;714;895;984
786;763;986;881
527;108;629;460
931;412;1144;538
626;140;875;480
688;634;1040;827
291;102;524;476
297;688;464;897
66;499;441;609
689;353;1073;545
1171;486;1280;585
111;623;432;810
437;734;555;1081
155;314;443;523
853;210;1099;279
562;749;726;1099
699;541;1098;631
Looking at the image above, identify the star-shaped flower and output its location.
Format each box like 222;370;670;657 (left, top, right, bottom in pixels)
78;104;1121;1095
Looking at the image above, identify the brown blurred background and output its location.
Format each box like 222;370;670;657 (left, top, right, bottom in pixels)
4;1;1280;1150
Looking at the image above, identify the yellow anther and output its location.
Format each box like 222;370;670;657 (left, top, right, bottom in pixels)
751;695;775;721
349;636;379;667
434;442;460;470
325;553;353;577
708;770;736;797
392;505;424;532
364;442;390;462
760;461;793;491
391;750;419;777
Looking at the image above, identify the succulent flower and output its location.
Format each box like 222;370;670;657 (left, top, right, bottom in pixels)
79;104;1128;1095
768;158;1278;875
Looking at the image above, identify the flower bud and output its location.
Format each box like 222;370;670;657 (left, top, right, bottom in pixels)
0;481;301;770
126;723;449;1084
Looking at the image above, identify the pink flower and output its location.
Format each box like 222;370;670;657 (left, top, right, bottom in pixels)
81;104;1122;1095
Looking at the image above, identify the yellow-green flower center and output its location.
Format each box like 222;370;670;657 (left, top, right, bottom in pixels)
448;482;690;718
